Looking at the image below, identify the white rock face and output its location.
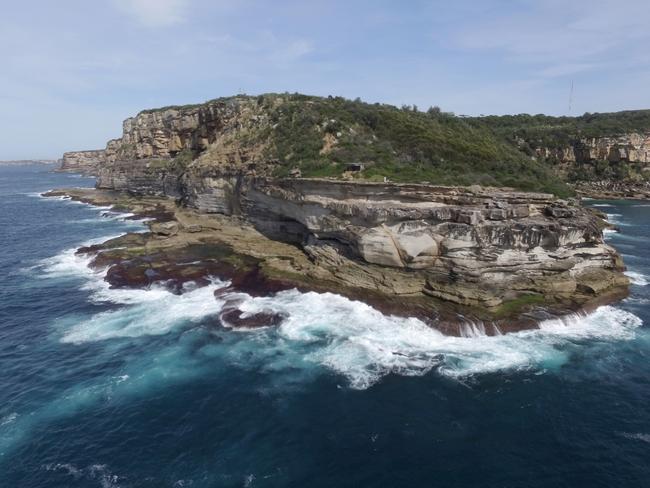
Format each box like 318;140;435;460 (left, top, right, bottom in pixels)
160;176;627;307
536;132;650;164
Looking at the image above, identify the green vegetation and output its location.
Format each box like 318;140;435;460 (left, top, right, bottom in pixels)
253;94;572;196
135;93;650;195
469;110;650;148
493;294;546;318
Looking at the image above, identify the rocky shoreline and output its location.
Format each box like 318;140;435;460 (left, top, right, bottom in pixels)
573;181;650;200
44;186;629;336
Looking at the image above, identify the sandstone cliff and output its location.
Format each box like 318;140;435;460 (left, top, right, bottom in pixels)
473;110;650;196
178;175;627;310
58;150;106;175
533;133;650;165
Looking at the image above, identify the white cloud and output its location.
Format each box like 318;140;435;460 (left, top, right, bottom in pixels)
114;0;190;27
451;0;650;76
538;63;598;78
269;39;313;64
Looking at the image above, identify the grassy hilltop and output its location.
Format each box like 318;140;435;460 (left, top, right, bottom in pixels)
139;93;650;197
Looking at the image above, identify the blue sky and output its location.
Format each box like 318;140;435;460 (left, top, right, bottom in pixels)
2;0;650;159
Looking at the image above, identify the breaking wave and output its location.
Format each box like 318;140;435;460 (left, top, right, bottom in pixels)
625;270;649;286
20;186;643;393
606;213;625;225
42;463;123;488
621;432;650;443
60;282;227;344
40;237;643;389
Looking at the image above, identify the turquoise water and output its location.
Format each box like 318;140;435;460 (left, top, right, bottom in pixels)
1;163;649;487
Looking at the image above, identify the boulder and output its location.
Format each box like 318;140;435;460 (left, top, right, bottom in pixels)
150;221;180;236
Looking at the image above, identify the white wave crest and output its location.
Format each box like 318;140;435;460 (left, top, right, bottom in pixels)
0;412;18;426
43;463;123;487
625;270;649;286
220;291;642;389
60;282;227;344
606;213;626;225
30;233;126;280
40;229;643;390
621;432;650;443
49;253;643;388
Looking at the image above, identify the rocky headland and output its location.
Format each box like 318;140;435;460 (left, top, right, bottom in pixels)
51;93;635;335
58;150;106;175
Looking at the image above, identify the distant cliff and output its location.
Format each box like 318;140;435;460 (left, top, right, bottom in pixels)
471;110;650;197
58;150;105;175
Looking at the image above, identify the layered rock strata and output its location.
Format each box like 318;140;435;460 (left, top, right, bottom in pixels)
96;159;628;316
535;133;650;165
170;175;630;310
44;187;627;336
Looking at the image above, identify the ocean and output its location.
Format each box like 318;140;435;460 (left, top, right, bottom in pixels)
1;163;649;487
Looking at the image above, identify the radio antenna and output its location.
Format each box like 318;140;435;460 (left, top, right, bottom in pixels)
568;80;574;114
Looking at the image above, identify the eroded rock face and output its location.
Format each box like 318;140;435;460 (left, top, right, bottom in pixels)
58;150;106;175
123;172;624;309
535;133;650;165
241;179;626;308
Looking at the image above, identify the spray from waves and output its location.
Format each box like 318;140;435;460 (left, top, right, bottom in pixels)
625;270;649;286
591;203;613;207
60;282;227;343
221;291;643;389
25;191;87;204
55;270;644;390
69;211;136;224
26;234;123;281
42;463;123;487
31;215;645;391
606;213;629;226
24;198;149;278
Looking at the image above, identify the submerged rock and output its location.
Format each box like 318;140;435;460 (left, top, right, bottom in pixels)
219;308;287;329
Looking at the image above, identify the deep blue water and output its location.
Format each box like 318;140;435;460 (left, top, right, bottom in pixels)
1;163;650;487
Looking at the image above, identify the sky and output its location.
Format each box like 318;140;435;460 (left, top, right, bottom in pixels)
2;0;650;160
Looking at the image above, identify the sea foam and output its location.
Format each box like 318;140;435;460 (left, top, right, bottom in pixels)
229;291;642;388
51;259;643;389
625;270;649;286
34;206;645;390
